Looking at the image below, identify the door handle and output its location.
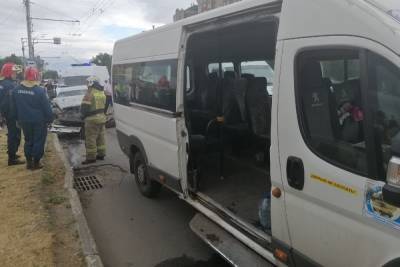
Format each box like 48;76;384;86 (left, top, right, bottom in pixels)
286;156;305;190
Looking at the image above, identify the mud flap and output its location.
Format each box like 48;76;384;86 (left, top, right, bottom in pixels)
189;213;272;267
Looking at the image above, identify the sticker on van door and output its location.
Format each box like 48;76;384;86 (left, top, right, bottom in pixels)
364;181;400;230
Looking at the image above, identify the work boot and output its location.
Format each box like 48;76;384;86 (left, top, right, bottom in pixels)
26;158;33;170
96;155;105;161
82;159;96;165
8;156;25;166
32;160;44;170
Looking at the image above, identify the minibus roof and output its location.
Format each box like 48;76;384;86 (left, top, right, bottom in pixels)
113;0;281;64
113;0;400;65
278;0;400;55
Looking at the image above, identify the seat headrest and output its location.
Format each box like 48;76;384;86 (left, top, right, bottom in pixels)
302;60;323;88
253;77;267;92
208;72;218;80
241;73;255;80
224;71;236;80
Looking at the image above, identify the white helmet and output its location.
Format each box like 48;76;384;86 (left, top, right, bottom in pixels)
87;76;100;87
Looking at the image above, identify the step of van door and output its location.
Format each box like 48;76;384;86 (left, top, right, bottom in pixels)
189;213;272;267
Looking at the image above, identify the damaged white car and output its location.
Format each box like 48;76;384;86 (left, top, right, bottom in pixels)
53;86;87;128
51;64;110;134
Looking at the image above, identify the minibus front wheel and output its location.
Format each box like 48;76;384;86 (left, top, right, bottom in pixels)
133;152;161;198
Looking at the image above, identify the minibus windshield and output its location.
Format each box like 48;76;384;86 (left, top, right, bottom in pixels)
366;0;400;22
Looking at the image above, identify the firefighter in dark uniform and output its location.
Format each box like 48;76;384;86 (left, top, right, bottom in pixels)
12;66;54;170
81;76;106;164
0;62;24;165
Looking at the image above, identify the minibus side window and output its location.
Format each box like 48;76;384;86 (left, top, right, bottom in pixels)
112;64;132;106
186;66;192;93
208;63;219;75
135;60;177;111
113;59;178;112
297;50;368;175
221;62;234;74
240;60;274;95
369;53;400;176
207;62;234;77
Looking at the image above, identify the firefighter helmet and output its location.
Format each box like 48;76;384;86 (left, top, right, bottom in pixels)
87;76;101;87
1;62;18;78
24;66;40;81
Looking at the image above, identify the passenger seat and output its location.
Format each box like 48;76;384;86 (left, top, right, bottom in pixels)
246;77;270;139
301;60;339;142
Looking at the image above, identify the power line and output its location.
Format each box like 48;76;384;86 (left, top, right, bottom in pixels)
31;17;79;23
76;0;115;36
31;1;79;21
77;0;108;26
22;0;80;60
73;0;114;36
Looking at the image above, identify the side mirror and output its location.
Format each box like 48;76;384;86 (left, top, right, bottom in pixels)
383;156;400;207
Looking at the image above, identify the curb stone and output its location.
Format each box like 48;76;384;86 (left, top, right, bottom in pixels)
53;134;104;267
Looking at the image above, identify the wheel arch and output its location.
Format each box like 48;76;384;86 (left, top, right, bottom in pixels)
116;129;149;173
383;258;400;267
128;136;148;173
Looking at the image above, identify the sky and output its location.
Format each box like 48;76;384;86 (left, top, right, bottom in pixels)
0;0;193;71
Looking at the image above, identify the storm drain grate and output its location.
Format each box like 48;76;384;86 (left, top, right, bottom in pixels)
74;175;103;192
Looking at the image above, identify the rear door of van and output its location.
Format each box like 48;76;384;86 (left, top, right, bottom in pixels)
275;0;400;266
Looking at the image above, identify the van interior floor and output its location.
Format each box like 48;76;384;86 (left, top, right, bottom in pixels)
197;153;270;226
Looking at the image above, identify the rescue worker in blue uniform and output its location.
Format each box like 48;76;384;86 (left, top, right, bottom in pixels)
0;62;24;165
81;76;106;164
12;66;54;170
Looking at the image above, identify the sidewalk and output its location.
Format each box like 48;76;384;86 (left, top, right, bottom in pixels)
0;130;84;267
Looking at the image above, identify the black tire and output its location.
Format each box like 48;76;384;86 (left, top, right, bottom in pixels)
133;152;161;198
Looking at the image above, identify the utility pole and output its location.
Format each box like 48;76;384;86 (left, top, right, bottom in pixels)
22;0;78;66
23;0;34;59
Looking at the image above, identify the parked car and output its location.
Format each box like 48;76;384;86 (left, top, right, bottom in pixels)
113;0;400;266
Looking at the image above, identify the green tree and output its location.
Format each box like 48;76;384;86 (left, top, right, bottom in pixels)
91;53;112;74
42;70;59;80
0;54;23;68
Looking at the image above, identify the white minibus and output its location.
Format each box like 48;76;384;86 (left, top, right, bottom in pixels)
112;0;400;266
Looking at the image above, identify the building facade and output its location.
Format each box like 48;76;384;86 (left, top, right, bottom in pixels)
174;0;241;21
173;4;200;21
197;0;241;13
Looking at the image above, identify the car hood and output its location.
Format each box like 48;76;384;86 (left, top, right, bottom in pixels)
54;95;84;110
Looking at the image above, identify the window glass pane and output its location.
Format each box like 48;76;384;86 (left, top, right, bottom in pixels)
63;76;90;87
298;50;367;175
321;60;344;83
112;59;177;111
241;60;274;95
321;59;360;84
347;59;360;80
208;62;234;77
134;60;177;111
186;66;191;92
208;63;219;74
221;62;234;73
112;65;131;105
372;55;400;173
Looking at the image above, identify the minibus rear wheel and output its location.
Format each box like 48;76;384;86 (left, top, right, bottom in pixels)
133;152;161;198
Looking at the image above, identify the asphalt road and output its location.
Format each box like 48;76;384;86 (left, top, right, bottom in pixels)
61;129;230;267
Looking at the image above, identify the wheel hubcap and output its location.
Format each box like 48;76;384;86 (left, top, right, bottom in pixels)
137;164;146;184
